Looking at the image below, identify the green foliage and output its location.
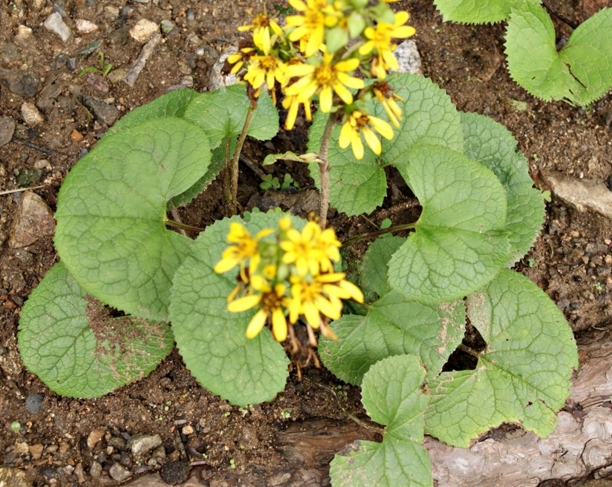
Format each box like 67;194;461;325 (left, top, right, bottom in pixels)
169;212;298;406
434;0;612;105
19;262;173;398
330;355;432;487
506;5;612;105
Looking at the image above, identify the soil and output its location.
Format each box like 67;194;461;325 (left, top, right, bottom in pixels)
1;0;611;486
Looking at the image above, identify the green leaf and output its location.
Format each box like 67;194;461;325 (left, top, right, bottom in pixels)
424;268;579;447
359;235;405;299
506;5;612;105
55;117;212;321
108;89;200;134
326;26;349;53
306;74;463;216
169;212;299;406
330;355;432;487
319;292;465;385
460;112;544;265
432;0;535;23
389;144;509;304
183;84;279;149
18;262;173;398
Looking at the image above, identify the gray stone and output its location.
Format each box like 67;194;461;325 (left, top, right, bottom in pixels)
209;51;238;91
21;102;44;126
25;393;44;414
44;12;71;42
14;25;33;46
0;116;15;148
542;171;612;220
75;19;98;33
0;467;31;487
127;433;162;455
9;192;56;248
160;19;176;34
81;95;120;125
109;463;131;482
393;39;422;75
90;461;102;478
124;34;161;87
0;67;40;97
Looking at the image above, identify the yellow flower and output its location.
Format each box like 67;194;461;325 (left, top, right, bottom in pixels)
280;220;340;276
285;0;342;57
288;272;364;328
214;223;273;275
358;11;416;79
284;54;364;112
339;110;394;159
243;53;287;102
372;82;404;128
238;13;283;55
282;95;312;130
227;47;256;75
228;281;289;342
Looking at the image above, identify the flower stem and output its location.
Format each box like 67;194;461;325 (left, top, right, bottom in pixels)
164;218;206;233
228;100;257;215
342;222;417;247
317;113;337;229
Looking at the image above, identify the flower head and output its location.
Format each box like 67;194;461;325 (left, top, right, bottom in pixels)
372;81;404;128
358;11;416;79
339;110;394;159
280;220;340;276
285;0;343;57
243;53;287;102
213;222;272;276
285;54;364;112
238;13;283;55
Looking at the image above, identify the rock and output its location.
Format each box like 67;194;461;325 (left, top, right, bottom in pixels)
208;52;237;91
238;425;259;450
159;461;190;485
107;67;129;85
1;42;20;63
393;39;422;75
29;444;43;460
87;429;105;449
109;463;131;482
127;433;162;455
21;102;44;126
90;461;102;478
124;34;161;87
542;171;612;220
15;25;33;45
0;67;40;97
181;424;194;435
75;19;98;33
9;192;56;248
129;19;160;44
81;95;120;125
25;393;44;414
70;129;84;142
0;116;15;148
0;467;30;487
44;12;71;42
36;76;65;110
160;19;176;34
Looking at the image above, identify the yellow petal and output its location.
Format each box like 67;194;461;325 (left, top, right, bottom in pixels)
214;256;240;274
272;308;288;342
246;309;268;338
351;134;364;160
314;295;342;320
332;81;354;106
319;86;333;113
228;294;262;312
339;280;364;303
362;126;382;155
335;58;360;72
288;0;307;12
369;116;394;140
304;302;321;328
336;72;365;90
339;122;353;149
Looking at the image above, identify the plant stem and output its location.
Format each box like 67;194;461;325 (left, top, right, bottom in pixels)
317;113;337;228
229;101;256;214
164;218;206;233
342;222;417;247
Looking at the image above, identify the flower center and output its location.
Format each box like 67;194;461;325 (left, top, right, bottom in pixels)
314;63;335;85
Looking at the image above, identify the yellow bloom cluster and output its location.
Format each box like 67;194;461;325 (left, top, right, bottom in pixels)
214;218;363;345
228;0;416;159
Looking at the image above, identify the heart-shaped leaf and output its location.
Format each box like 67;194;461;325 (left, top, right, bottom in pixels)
18;262;173;398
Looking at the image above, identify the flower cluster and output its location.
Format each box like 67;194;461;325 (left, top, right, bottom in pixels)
214;218;363;347
228;0;415;159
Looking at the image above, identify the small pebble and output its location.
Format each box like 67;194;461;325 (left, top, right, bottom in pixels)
127;433;162;455
129;19;159;44
75;19;98;33
109;463;131;482
43;12;71;42
181;424;194;435
87;429;105;449
29;444;43;460
25;393;44;414
14;25;33;45
0;116;15;148
90;461;102;478
21;102;44;126
160;461;190;485
160;19;176;34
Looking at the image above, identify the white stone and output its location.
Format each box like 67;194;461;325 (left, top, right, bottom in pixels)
75;19;98;34
21;102;44;126
43;12;71;42
15;25;33;45
208;51;238;91
393;39;422;75
129;19;160;44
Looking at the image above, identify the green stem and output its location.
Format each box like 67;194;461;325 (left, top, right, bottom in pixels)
229;101;257;214
342;222;417;247
164;218;206;233
317;113;337;228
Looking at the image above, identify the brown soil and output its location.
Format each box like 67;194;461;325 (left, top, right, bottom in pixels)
1;0;611;486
